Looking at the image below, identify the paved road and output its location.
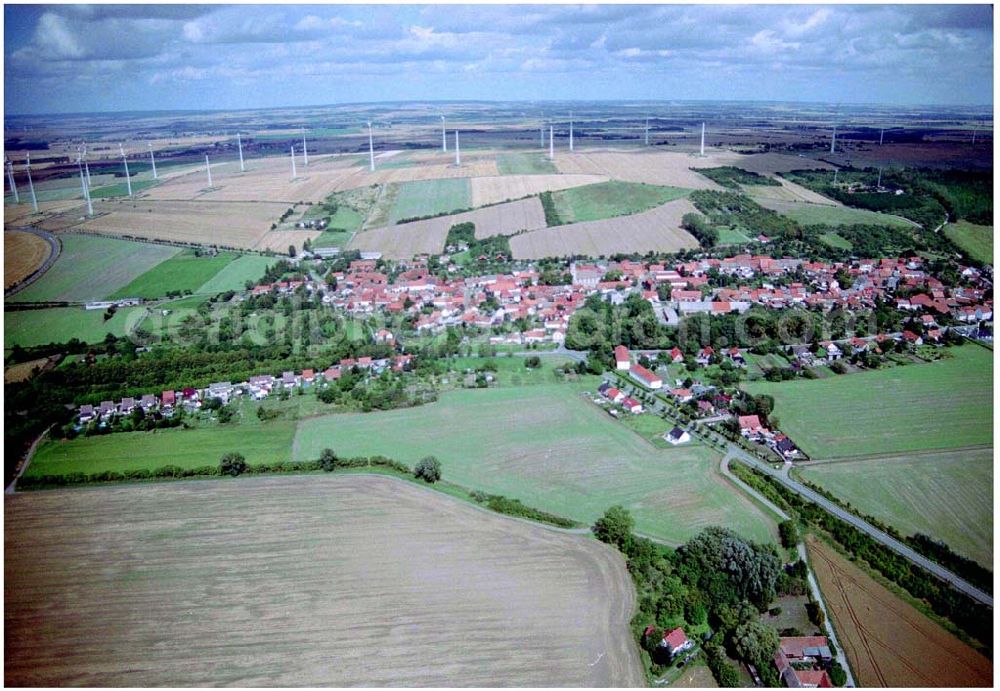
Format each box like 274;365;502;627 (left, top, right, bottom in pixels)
4;227;60;298
796;542;857;687
5;426;51;494
607;374;993;608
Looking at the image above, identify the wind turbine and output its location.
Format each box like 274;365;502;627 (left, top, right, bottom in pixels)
876;166;882;189
205;154;213;188
971;122;978;145
82;144;91;189
540;121;545;149
148;142;158;179
454;130;461;166
879;127;885;146
569;112;574;151
700;122;706;156
549;125;554;161
290;145;297;179
24;153;38;212
830;125;837;154
367;121;375;172
77;154;93;216
441;116;447;152
301;127;308;166
645;117;650;146
119;143;133;197
237;132;245;172
6;158;19;204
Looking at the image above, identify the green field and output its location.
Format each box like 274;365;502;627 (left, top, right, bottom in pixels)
292;385;776;545
389;178;471;224
743;345;992;458
716;227;752;245
818;231;853;250
551;181;689;224
769;203;915;228
312;230;354;248
28;421;297;477
110;250;237;299
9;234;180;303
88;179;159;199
497;153;558;175
194;255;277;294
798;447;993;567
5;306;147;348
944;221;993;264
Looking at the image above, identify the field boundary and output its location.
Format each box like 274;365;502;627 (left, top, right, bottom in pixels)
4;228;61;298
796;442;994;466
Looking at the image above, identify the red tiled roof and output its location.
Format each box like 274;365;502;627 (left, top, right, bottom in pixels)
662;627;689;651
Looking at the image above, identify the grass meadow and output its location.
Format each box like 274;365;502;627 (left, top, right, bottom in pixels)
292;385;776;545
194;254;277;294
9;234;180;303
388;178;471;223
944;220;993;264
5;305;147;348
110;250;238;299
743;345;992;458
765;202;915;228
496;153;559;175
798;447;992;567
551;180;690;223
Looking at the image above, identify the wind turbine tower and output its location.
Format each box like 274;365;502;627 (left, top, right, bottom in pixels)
290;146;297;179
82;144;91;189
6;159;19;204
700;122;706;156
25;153;38;212
148;143;158;179
876;166;882;189
205;155;213;188
830;126;837;154
569;112;574;151
367;121;375;172
77;155;94;216
455;130;461;166
237;133;245;172
441;116;447;152
645;117;650;146
302;128;308;166
540;122;544;149
879;128;885;146
549;125;554;161
119;143;133;197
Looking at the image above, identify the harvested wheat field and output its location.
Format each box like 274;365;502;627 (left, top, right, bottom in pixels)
742;177;841;206
4;357;52;384
143;155;360;203
5;475;642;687
334;157;499;192
4;198;84;227
75;199;289;249
470;174;608;207
807;536;991;687
5;230;52;288
256;228;322;253
510;197;700;259
556;150;832;188
351;197;547;258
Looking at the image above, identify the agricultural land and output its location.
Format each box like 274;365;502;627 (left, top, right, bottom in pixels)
807;536;992;687
4;230;52;289
5;475;643;686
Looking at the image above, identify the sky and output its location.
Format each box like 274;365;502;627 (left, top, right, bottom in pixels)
3;4;994;114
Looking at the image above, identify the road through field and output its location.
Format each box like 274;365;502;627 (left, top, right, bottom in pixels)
5;475;643;687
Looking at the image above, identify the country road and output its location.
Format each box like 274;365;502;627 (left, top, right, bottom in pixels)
608;373;994;608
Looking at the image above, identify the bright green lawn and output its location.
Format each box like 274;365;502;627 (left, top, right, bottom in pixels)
195;255;277;294
798;447;993;567
944;220;993;264
9;234;180;303
5;306;147;348
819;232;853;250
551;181;690;224
110;250;237;299
88;179;159;199
312;230;353;248
766;202;915;228
389;178;471;224
28;421;297;477
292;385;776;545
717;227;752;245
497;153;558;175
743;345;993;458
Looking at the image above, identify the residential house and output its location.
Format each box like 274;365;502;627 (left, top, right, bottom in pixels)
629;363;663;389
78;404;95;424
739;414;764;436
614;345;631;371
621;396;643;414
665;426;691;445
659;627;694;658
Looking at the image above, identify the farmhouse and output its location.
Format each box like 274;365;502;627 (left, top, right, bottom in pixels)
621;396;643;414
664;426;691;445
659;627;693;658
629;363;663;389
614;345;631;370
739;415;763;435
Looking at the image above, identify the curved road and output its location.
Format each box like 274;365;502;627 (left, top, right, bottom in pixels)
609;375;993;608
5;227;60;298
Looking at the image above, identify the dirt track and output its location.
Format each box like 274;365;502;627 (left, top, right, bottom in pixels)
5;475;643;687
807;536;992;687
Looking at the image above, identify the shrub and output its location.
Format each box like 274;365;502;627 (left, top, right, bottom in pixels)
219;452;248;477
414;456;442;483
319;448;337;472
